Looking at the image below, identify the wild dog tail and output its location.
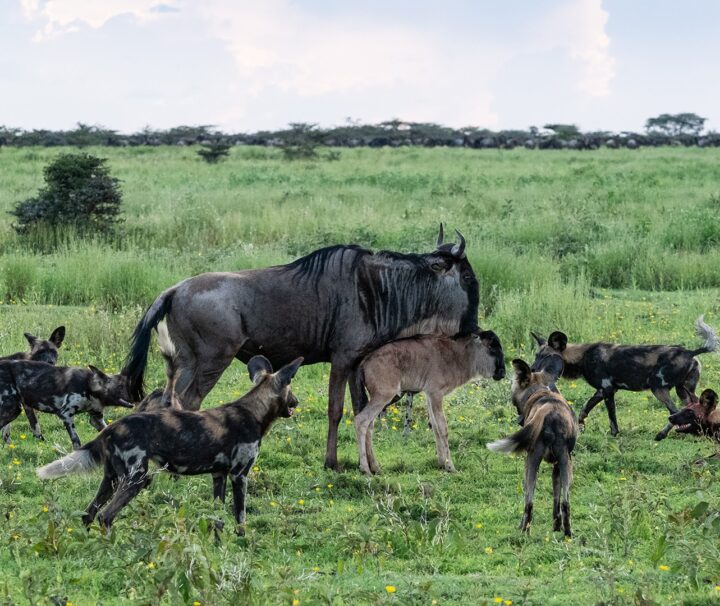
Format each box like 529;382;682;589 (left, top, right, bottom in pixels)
122;286;176;401
486;422;539;455
36;439;103;480
691;315;719;356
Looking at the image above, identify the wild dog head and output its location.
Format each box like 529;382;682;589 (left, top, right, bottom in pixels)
247;355;303;418
88;366;133;408
25;326;65;364
668;388;718;433
530;331;566;382
511;358;558;417
471;329;506;380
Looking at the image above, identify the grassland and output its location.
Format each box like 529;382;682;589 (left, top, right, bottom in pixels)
0;146;719;605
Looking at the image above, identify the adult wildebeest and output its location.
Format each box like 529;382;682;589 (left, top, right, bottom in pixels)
123;226;479;470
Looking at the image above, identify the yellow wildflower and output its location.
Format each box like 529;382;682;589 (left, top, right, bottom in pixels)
385;586;396;594
659;565;669;571
147;562;156;570
484;547;493;555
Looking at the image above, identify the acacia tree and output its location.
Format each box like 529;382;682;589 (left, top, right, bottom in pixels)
645;113;706;137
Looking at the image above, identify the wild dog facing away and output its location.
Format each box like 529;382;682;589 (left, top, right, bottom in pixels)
0;361;132;449
487;359;578;537
37;356;303;532
354;330;505;474
530;316;718;438
666;388;720;441
0;326;65;441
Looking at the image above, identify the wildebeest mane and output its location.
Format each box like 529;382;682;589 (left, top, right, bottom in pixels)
287;244;370;287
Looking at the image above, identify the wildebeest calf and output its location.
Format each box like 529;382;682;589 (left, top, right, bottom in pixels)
354;330;505;474
487;359;578;537
666;388;720;440
530;317;718;437
1;326;65;441
0;360;132;449
36;355;302;531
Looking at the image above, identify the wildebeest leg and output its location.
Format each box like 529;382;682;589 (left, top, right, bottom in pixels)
0;399;22;444
427;392;455;472
213;473;227;503
353;394;388;475
520;446;543;533
324;365;350;471
651;387;678;415
83;465;117;526
577;389;605;429
404;393;414;434
654;422;674;441
58;412;82;450
231;472;249;532
98;470;151;529
552;463;562;532
23;404;43;440
170;342;236;411
605;390;619;436
88;411;107;432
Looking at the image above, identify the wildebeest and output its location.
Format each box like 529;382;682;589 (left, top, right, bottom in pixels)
530;317;718;437
665;388;719;440
487;359;577;537
37;356;302;531
0;361;132;449
354;330;505;474
1;326;65;441
123;226;479;470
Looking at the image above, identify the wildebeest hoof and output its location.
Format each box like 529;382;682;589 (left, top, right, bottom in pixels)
235;524;246;537
443;463;457;473
81;513;94;527
359;465;373;476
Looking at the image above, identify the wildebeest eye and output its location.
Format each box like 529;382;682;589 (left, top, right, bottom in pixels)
462;272;473;282
430;262;444;272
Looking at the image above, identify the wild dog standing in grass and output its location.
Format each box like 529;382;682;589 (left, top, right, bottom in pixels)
487;359;577;537
0;361;132;449
1;326;65;441
666;388;720;441
37;355;302;532
530;316;718;438
354;330;505;474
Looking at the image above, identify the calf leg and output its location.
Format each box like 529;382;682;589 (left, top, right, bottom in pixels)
97;471;151;529
83;465;117;526
325;366;349;471
427;392;455;472
213;473;227;503
365;421;381;474
403;393;414;434
353;394;389;475
578;389;605;428
604;390;620;436
520;446;543;533
651;387;679;415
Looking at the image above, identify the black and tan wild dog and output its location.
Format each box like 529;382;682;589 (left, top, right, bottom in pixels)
1;326;65;442
666;388;720;441
530;316;718;438
487;359;577;537
0;360;132;449
36;355;303;531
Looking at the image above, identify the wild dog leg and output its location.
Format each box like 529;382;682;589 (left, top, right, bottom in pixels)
87;411;107;432
403;393;414;434
58;412;82;449
212;473;227;502
577;389;605;428
83;466;117;526
520;446;543;532
231;472;249;531
651;387;679;415
560;455;573;537
23;405;44;440
97;471;152;529
427;392;455;472
325;366;349;471
0;399;22;444
604;390;620;436
552;463;562;532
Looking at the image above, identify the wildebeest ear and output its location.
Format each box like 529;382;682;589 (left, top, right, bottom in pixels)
531;331;546;347
436;222;444;248
248;356;273;384
24;332;37;347
512;358;532;386
274;357;304;388
548;331;568;352
450;229;466;258
88;365;108;380
49;326;65;348
700;388;718;412
478;330;501;348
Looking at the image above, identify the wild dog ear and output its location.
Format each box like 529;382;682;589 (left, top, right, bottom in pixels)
700;389;718;412
548;331;568;352
248;356;273;384
512;358;532;387
49;326;65;348
436;222;444;248
274;357;304;389
531;331;546;347
24;332;37;347
88;365;109;380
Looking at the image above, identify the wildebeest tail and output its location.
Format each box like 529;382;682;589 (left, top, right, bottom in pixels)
122;287;175;401
36;438;103;480
486;423;538;455
691;315;719;356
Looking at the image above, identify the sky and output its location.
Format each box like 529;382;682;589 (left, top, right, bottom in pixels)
1;0;718;133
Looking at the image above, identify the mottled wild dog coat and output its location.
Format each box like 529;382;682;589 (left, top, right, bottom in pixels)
355;330;505;474
530;316;718;437
0;361;132;449
487;359;577;537
123;225;480;470
667;388;720;440
0;326;65;442
37;356;303;531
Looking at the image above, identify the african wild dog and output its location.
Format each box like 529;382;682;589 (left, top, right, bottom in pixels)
0;361;132;449
354;330;505;474
36;356;303;531
530;316;718;437
1;326;65;441
665;388;720;441
487;359;577;537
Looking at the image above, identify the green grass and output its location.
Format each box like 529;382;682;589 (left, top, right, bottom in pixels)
1;147;720;605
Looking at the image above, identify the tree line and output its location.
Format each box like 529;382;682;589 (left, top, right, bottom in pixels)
0;113;717;150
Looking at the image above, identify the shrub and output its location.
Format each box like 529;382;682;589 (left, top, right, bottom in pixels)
197;141;232;163
10;153;122;236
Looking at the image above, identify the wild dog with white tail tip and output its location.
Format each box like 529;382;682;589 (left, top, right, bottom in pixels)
37;355;303;532
487;359;578;537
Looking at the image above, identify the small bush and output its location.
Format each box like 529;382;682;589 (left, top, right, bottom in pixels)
197;142;232;163
10;153;122;236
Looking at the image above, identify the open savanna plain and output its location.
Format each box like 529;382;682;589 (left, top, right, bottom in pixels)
0;146;719;605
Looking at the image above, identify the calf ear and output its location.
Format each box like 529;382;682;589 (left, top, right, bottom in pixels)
49;326;65;348
511;359;532;387
274;357;304;389
548;331;568;352
531;332;546;347
248;356;273;384
88;365;109;380
700;389;718;412
24;332;37;348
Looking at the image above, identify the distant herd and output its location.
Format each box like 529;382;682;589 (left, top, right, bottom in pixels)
1;226;718;537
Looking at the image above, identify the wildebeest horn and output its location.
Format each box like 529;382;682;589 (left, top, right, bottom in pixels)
436;223;444;248
451;229;466;258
